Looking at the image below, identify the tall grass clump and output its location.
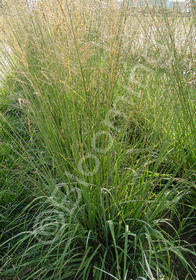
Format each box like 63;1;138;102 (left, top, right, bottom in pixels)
0;0;195;279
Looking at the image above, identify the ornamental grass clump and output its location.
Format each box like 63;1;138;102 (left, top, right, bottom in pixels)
0;0;195;279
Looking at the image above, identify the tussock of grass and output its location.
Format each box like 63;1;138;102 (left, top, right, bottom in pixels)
0;1;195;279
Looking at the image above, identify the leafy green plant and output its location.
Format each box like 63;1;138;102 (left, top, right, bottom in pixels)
0;1;195;279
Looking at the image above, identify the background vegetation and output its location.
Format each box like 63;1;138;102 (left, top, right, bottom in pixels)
0;0;195;279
